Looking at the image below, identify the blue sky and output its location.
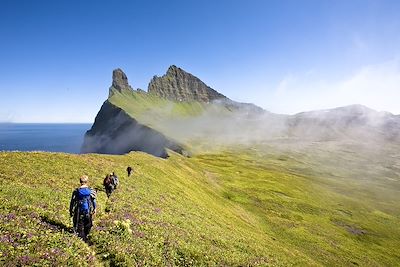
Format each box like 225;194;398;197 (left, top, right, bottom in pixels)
1;0;400;122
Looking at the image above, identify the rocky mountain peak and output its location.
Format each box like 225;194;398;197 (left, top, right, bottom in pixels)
110;68;133;97
166;65;180;75
148;65;227;102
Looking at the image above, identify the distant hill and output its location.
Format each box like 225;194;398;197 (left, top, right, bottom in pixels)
288;104;400;142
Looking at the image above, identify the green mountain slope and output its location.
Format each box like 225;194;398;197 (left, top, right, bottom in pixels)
82;67;241;156
1;146;399;266
107;88;276;154
108;88;232;134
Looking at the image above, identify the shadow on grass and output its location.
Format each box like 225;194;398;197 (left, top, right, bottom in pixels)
40;215;74;233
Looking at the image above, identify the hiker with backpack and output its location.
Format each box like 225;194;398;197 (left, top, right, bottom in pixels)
126;166;133;177
103;174;114;198
69;175;97;242
111;172;119;189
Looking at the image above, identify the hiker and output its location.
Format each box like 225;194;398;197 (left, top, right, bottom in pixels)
111;172;119;189
69;175;97;242
126;166;133;177
103;174;114;198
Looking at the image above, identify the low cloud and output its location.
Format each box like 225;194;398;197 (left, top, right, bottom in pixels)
269;59;400;115
336;59;400;113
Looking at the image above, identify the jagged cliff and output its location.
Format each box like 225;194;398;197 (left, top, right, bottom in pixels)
81;68;187;157
148;65;226;102
82;65;246;157
108;68;134;97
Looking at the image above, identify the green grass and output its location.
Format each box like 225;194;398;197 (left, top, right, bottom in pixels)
109;89;206;123
1;145;399;266
108;89;232;133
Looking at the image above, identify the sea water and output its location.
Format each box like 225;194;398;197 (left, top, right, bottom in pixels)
0;123;91;153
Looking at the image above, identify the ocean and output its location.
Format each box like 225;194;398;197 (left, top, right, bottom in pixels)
0;123;91;154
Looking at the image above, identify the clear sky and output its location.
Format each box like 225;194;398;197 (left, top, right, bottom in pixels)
1;0;400;122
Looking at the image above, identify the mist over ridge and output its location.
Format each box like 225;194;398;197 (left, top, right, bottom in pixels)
82;66;400;157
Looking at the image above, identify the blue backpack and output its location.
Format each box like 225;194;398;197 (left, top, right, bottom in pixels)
76;188;93;214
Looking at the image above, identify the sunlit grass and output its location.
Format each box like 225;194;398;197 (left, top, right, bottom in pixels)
0;147;399;266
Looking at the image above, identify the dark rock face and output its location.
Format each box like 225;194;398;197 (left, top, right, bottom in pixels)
81;101;184;158
109;68;133;97
148;65;227;102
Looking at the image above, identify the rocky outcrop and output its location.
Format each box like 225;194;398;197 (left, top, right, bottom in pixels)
148;65;227;102
109;68;133;97
81;100;184;158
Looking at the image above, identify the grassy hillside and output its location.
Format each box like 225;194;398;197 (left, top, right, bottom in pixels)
108;89;233;134
1;146;399;266
109;89;208;125
107;89;282;154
